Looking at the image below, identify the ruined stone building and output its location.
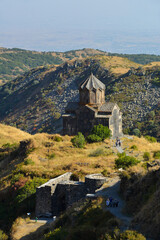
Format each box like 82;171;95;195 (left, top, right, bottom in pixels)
36;172;106;217
63;73;123;137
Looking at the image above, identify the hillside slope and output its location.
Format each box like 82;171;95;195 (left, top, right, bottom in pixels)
0;123;30;145
120;167;160;240
0;124;159;239
0;56;140;134
0;55;160;138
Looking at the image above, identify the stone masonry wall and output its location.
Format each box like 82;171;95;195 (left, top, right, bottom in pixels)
52;181;87;215
85;174;106;194
36;172;72;217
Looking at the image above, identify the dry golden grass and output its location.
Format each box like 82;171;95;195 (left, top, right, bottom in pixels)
23;134;116;179
122;136;160;160
11;217;47;240
1;124;160;181
144;61;160;68
96;56;141;75
0;124;31;147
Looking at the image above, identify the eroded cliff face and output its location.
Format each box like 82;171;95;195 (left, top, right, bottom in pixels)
120;168;160;240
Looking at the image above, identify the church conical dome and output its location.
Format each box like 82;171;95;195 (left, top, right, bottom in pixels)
80;73;105;90
79;73;105;106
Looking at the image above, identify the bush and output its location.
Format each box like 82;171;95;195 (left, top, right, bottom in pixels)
120;230;146;240
70;173;79;181
115;152;139;169
89;148;104;157
91;124;111;141
11;173;25;186
16;177;47;203
48;153;56;159
143;152;150;161
132;128;141;137
44;227;67;240
101;169;109;177
24;158;34;165
153;151;160;159
144;135;157;143
0;230;8;240
86;134;102;143
71;132;85;148
130;145;138;150
54;136;62;142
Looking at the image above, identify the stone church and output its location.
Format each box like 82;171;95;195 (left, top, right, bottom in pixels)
63;73;122;137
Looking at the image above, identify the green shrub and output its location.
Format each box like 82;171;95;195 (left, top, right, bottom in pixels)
152;77;160;86
144;135;157;143
130;145;138;150
44;227;67;240
86;134;102;143
16;178;47;203
11;173;24;186
119;230;146;240
70;173;79;181
153;150;160;159
24;158;34;165
2;142;18;150
143;152;150;161
91;124;111;141
0;230;8;240
101;169;109;177
48;153;56;159
103;229;146;240
71;132;85;148
54;136;62;142
132;128;141;137
89;148;104;157
115;153;139;169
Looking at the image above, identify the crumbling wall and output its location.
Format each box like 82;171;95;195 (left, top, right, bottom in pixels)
36;172;107;217
85;174;106;193
52;181;87;215
36;172;72;217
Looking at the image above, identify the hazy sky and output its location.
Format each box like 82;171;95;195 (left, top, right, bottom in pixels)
1;0;160;53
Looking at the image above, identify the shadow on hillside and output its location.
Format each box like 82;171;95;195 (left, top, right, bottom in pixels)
96;178;121;198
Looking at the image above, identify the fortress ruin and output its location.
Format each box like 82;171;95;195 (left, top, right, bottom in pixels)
36;172;106;217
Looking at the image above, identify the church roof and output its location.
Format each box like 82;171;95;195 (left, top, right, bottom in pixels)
80;73;105;91
99;102;117;112
66;101;117;113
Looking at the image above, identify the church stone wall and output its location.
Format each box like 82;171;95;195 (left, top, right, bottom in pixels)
76;107;95;135
63;116;77;135
109;106;123;138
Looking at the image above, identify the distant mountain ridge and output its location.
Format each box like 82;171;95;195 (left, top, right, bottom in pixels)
0;47;108;84
1;46;160;85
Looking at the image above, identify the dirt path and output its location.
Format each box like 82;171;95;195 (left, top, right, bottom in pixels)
96;176;132;231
